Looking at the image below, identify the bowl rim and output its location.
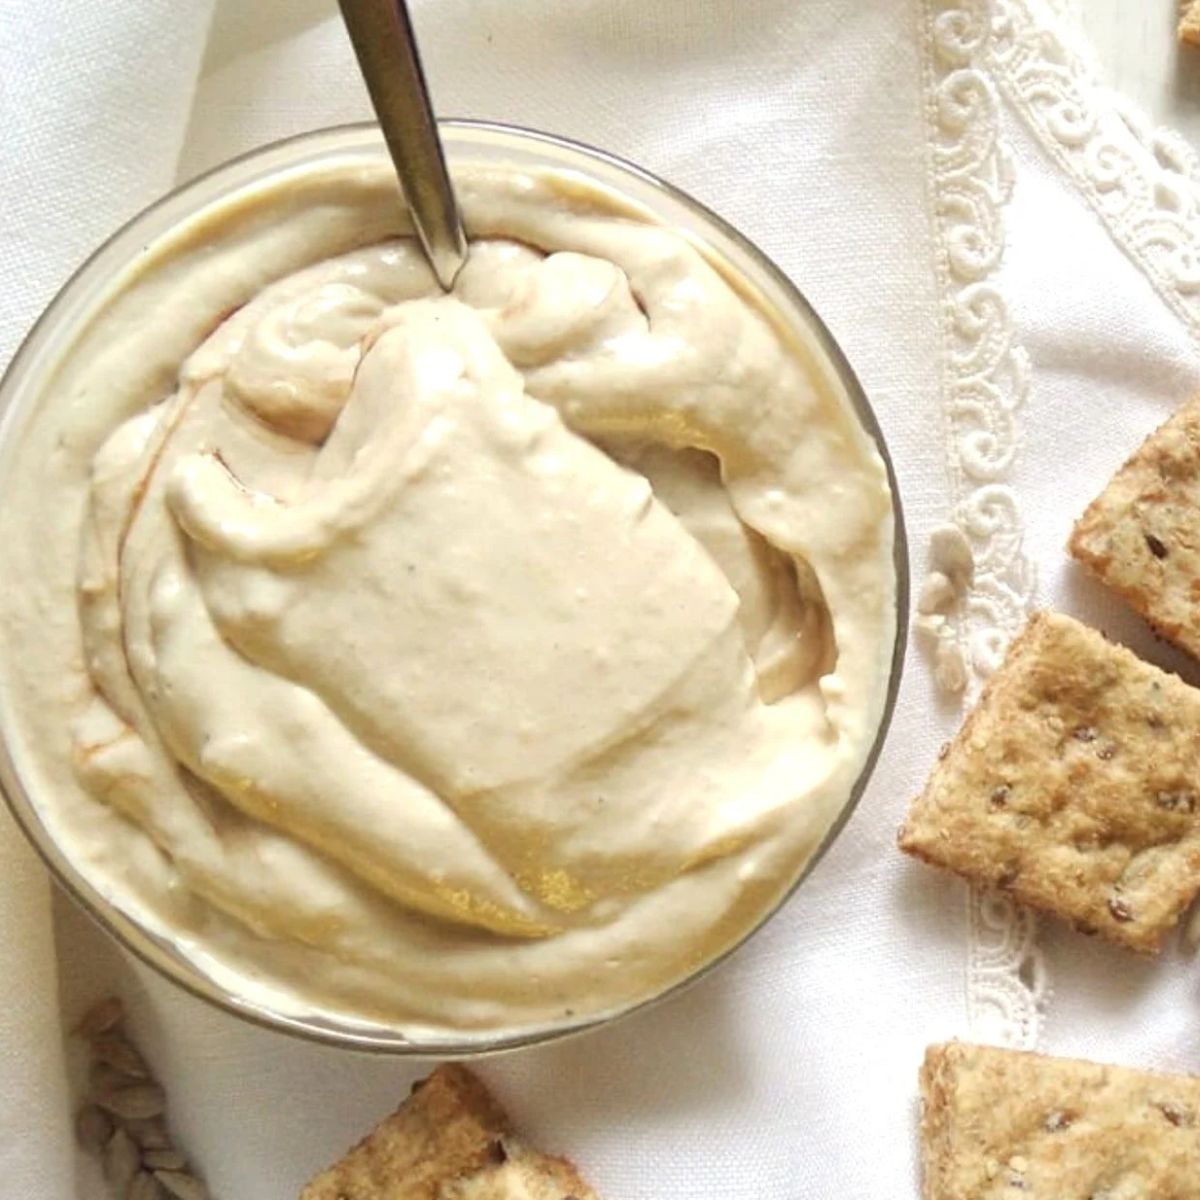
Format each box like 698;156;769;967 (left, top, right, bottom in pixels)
0;117;909;1055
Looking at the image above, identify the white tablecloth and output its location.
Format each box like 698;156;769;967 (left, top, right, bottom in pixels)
3;2;1200;1197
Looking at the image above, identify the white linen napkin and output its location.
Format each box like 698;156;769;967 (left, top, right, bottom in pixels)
0;811;72;1198
4;1;1200;1197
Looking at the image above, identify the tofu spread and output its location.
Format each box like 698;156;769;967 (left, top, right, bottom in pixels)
0;162;895;1037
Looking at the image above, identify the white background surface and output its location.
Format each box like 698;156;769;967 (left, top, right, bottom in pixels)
4;4;1200;1199
1084;1;1200;141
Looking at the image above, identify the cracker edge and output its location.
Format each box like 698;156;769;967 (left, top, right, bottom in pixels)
299;1064;511;1200
1067;397;1200;658
1183;1;1200;46
918;1044;955;1200
898;611;1190;954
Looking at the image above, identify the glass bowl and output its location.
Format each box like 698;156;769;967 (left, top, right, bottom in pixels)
0;121;908;1053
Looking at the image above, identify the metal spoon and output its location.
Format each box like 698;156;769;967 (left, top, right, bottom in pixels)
338;0;468;289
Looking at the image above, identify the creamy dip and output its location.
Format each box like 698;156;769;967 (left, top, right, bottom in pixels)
0;160;895;1038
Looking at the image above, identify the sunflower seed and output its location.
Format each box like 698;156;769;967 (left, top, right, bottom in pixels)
124;1117;170;1151
913;612;946;644
97;1081;166;1121
76;996;125;1040
154;1170;210;1200
142;1149;187;1171
929;523;975;586
93;1032;150;1079
91;1061;136;1094
917;570;956;615
75;999;210;1200
128;1171;165;1200
75;1104;114;1154
103;1128;140;1195
934;636;968;694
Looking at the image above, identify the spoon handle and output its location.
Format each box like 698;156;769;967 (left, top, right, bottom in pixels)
338;0;468;289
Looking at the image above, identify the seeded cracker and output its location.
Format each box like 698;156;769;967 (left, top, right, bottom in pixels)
899;610;1200;952
920;1042;1200;1199
300;1064;600;1200
1070;393;1200;659
1183;1;1200;47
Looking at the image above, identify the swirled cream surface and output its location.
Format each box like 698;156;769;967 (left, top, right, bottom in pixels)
0;162;895;1037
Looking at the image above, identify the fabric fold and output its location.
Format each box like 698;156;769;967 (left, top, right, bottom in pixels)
0;2;217;1194
0;809;72;1197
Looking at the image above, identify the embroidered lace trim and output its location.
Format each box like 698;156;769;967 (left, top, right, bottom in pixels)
994;0;1200;341
919;0;1043;1048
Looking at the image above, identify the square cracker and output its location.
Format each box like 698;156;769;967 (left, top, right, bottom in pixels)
1070;394;1200;660
300;1064;599;1200
920;1042;1200;1199
899;610;1200;952
1184;2;1200;47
